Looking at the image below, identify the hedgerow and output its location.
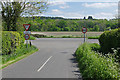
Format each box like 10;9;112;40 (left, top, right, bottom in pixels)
2;31;25;55
75;43;119;79
99;28;120;54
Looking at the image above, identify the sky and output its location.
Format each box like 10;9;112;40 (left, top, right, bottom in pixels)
0;0;119;19
37;0;119;19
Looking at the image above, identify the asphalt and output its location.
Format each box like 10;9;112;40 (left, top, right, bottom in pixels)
2;38;99;79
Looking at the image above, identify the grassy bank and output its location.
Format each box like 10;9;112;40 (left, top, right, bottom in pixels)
1;44;38;69
88;36;99;39
30;35;36;40
75;43;119;79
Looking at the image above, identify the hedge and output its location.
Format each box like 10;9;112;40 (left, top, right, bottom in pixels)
75;43;119;79
2;31;25;55
99;28;120;55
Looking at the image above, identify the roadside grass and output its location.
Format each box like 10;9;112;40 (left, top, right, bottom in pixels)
88;36;100;39
75;43;119;79
1;44;38;69
30;35;36;40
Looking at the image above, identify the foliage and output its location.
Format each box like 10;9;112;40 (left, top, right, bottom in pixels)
2;44;38;64
75;43;119;79
1;1;48;31
11;16;118;32
88;16;93;19
18;31;25;47
29;35;36;40
88;36;100;39
2;31;24;55
89;43;101;51
99;29;120;56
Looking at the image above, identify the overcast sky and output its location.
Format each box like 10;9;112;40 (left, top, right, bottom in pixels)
36;0;119;19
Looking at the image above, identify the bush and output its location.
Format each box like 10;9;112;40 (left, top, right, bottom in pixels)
99;28;120;55
75;43;119;79
2;31;24;55
18;31;25;47
89;43;100;51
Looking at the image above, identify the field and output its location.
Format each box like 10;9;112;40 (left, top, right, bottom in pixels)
31;32;103;38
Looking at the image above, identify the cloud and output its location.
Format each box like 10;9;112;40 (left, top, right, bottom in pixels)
48;1;66;6
59;5;70;9
63;12;83;18
83;3;117;8
48;0;118;2
94;12;114;19
43;9;115;19
51;9;63;14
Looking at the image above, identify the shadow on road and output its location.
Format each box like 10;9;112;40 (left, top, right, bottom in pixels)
69;53;83;80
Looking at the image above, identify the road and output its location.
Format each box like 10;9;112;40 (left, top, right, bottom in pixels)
2;38;99;79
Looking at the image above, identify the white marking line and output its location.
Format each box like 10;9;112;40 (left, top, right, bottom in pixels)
37;56;52;72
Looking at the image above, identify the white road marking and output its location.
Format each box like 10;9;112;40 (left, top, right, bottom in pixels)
37;56;52;72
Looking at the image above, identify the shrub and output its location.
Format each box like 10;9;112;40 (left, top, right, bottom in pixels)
89;43;100;51
18;31;25;47
2;31;24;55
99;28;120;55
75;43;119;79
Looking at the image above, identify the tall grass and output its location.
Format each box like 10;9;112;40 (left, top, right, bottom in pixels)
88;36;100;39
2;44;38;64
30;35;36;40
75;43;119;79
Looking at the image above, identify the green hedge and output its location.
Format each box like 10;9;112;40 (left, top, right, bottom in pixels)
75;43;119;79
2;31;25;55
99;28;120;54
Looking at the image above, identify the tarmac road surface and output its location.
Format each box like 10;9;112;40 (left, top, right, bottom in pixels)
2;38;99;79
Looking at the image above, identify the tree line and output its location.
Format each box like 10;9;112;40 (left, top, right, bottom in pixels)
10;16;118;32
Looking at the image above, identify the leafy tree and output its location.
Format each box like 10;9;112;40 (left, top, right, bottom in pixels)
88;16;93;19
57;20;67;30
64;27;70;31
1;1;48;31
93;25;99;31
83;17;86;19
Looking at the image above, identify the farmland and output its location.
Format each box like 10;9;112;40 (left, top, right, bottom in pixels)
31;32;103;38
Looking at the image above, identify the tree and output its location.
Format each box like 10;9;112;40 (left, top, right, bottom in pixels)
83;17;86;19
57;20;67;30
1;1;48;31
88;16;93;19
93;25;99;31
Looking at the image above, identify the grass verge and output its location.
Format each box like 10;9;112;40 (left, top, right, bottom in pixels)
1;44;38;69
30;35;36;40
75;43;119;79
88;36;99;39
